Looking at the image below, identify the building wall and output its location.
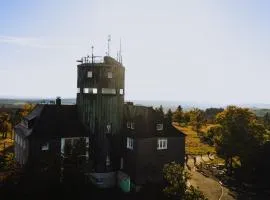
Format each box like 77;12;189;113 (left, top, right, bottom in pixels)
14;133;29;165
131;137;185;185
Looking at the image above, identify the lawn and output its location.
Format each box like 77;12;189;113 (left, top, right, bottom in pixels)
174;123;216;155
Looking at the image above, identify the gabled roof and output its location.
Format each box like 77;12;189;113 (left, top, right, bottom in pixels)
15;104;88;139
123;103;185;138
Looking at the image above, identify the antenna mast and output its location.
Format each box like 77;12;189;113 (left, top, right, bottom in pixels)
107;35;111;56
91;46;94;63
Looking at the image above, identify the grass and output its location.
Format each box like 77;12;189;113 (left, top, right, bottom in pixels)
174;123;216;155
0;132;14;152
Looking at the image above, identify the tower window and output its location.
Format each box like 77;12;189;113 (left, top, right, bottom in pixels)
156;123;163;131
157;138;167;150
87;71;93;78
84;88;89;93
84;88;98;94
107;72;113;79
119;89;124;95
77;88;80;93
127;137;134;150
93;88;98;94
102;88;116;94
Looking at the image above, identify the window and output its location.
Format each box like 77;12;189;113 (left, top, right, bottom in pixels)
156;123;163;131
130;122;135;130
84;88;89;93
77;88;80;93
127;122;131;128
107;72;113;79
106;124;111;133
93;88;98;94
106;155;110;166
84;88;98;94
127;137;134;150
157;138;167;150
102;88;116;94
87;71;93;78
119;89;124;95
41;143;49;151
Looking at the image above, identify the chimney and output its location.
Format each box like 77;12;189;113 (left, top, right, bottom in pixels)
56;97;61;106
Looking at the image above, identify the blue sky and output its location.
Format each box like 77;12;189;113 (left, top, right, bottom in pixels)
0;0;270;105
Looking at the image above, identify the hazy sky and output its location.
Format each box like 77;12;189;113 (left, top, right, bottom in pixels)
1;0;270;104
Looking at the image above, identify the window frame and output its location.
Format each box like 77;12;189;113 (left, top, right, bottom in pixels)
41;143;49;151
156;123;164;131
107;72;113;79
157;138;168;150
126;137;134;150
87;71;93;78
130;122;135;130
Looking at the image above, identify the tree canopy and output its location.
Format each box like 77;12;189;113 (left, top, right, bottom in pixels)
163;162;208;200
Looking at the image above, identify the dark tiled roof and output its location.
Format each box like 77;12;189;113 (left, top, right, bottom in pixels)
15;104;88;139
123;104;185;138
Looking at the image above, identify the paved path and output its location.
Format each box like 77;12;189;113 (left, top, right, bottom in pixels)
186;155;235;200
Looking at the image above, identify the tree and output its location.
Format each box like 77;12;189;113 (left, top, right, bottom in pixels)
204;108;224;123
214;106;267;174
163;162;207;200
166;109;173;124
189;108;205;133
0;113;11;139
172;105;183;125
263;112;270;129
20;103;35;117
155;105;164;118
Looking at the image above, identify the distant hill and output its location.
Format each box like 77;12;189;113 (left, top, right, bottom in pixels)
1;98;270;116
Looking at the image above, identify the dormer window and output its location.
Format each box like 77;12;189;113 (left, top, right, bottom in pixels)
130;122;135;130
127;122;131;128
87;71;93;78
107;72;113;79
41;143;49;151
156;123;163;131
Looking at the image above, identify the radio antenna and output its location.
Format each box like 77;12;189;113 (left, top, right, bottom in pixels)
107;35;111;56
